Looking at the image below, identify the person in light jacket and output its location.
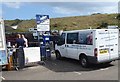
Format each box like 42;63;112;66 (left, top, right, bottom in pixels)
22;34;28;47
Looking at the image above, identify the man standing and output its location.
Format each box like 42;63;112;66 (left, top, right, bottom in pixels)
15;34;25;70
15;34;25;48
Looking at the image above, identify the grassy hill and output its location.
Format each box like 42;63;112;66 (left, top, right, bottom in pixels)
4;13;118;32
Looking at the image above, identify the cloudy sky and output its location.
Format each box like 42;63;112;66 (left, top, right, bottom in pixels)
1;2;118;20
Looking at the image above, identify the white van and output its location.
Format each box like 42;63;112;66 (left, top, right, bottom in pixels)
118;29;120;56
55;29;119;67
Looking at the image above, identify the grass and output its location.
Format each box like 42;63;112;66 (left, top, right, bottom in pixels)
5;13;118;32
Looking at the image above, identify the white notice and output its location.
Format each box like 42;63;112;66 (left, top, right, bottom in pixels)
24;47;41;64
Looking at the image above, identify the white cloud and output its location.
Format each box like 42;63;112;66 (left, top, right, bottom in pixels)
52;2;118;16
3;2;22;9
100;6;118;13
0;3;2;19
53;7;80;15
0;11;2;19
1;0;120;2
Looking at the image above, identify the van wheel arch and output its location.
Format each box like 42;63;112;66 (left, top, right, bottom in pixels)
79;53;89;68
55;50;62;60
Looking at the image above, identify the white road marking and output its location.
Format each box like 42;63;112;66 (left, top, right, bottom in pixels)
27;66;40;69
52;63;57;65
74;71;82;75
81;68;109;73
1;76;5;80
100;68;109;71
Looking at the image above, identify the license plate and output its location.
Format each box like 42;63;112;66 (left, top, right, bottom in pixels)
100;49;108;54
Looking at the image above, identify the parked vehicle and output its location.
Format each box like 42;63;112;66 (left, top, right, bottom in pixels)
0;19;8;66
118;30;120;59
55;29;119;67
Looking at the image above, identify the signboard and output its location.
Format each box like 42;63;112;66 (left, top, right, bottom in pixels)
33;31;38;36
37;24;49;31
24;47;41;64
29;28;37;32
0;50;8;65
0;23;3;48
36;15;50;31
0;20;6;49
0;19;8;65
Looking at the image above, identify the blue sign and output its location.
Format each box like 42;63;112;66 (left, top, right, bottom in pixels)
36;15;49;24
0;50;8;65
36;15;50;31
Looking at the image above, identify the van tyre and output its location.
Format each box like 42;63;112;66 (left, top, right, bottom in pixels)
103;61;112;65
55;51;61;60
80;56;89;68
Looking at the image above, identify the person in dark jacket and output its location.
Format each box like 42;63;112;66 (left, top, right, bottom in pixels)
14;34;25;70
15;34;25;48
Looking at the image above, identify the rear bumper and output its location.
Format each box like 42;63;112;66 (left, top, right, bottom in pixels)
87;56;118;64
87;56;98;64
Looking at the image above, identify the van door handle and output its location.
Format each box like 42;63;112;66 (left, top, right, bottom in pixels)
65;45;69;47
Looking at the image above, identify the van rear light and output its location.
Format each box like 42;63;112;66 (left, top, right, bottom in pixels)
94;48;98;57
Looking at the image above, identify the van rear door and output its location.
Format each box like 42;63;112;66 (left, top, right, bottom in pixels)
97;29;119;62
97;29;110;62
108;29;118;60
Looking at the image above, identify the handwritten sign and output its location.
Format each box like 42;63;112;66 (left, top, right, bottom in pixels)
24;47;41;64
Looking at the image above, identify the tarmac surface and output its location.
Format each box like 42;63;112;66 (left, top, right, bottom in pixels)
2;55;119;80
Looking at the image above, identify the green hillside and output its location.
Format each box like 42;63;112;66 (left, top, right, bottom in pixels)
4;13;118;32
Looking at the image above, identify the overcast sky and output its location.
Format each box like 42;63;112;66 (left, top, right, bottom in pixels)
1;2;118;20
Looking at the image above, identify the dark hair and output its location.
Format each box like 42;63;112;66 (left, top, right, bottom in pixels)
16;34;21;38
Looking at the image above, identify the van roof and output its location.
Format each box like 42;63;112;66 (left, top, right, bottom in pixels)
63;29;97;33
62;29;118;33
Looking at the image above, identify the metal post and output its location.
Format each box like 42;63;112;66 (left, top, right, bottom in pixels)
37;31;42;61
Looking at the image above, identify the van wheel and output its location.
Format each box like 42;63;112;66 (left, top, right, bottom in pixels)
80;56;89;68
55;51;61;60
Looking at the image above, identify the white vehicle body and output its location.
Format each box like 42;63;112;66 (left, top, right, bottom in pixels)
0;19;8;65
55;29;119;66
118;29;120;57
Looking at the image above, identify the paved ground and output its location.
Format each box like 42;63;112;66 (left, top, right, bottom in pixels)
2;55;119;80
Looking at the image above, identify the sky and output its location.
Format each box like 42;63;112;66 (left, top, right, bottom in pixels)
1;2;119;20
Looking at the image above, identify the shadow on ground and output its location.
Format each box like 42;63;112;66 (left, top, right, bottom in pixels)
38;56;114;72
2;55;115;72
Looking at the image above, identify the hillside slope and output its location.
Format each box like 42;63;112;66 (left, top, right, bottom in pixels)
5;13;118;32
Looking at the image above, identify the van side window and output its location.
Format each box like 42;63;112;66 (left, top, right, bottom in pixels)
79;32;93;45
61;33;65;44
67;33;78;44
57;33;65;46
56;33;66;46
